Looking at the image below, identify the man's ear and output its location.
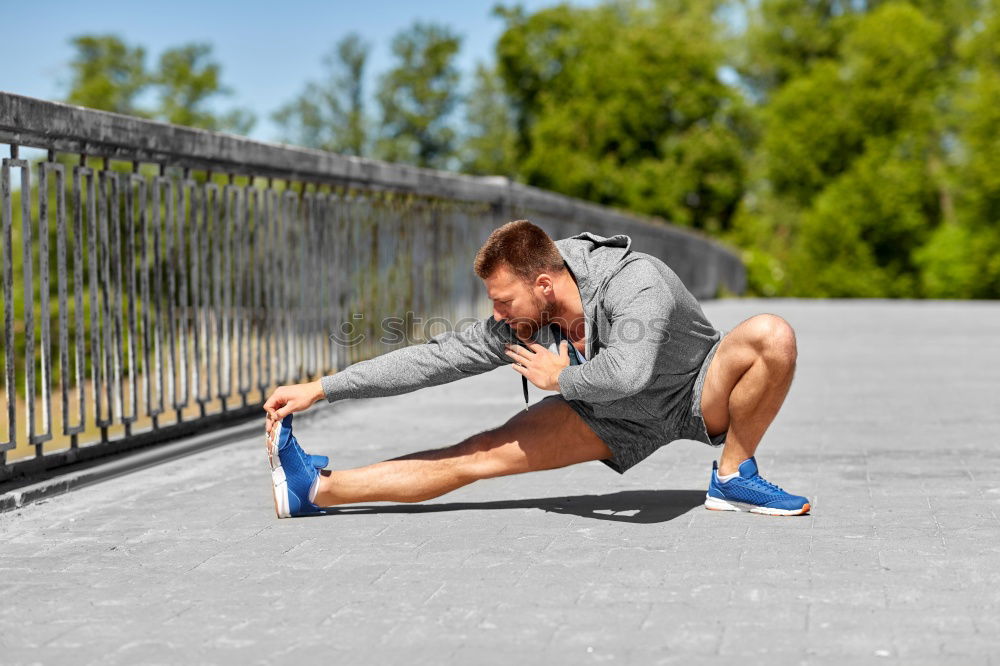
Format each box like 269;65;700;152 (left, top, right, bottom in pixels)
535;273;554;295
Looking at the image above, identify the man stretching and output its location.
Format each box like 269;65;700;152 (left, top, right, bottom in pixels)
262;220;810;518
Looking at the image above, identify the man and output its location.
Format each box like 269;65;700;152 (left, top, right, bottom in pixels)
263;220;809;518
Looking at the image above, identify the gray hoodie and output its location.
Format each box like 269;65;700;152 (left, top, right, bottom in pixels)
320;232;722;430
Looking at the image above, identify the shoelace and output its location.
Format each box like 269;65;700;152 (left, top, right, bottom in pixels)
746;474;787;494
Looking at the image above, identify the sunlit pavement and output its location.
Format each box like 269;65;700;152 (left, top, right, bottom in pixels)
2;298;998;665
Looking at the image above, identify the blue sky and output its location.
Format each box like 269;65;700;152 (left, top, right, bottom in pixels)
3;0;597;142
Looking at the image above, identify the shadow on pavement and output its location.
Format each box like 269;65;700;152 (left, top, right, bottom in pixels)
316;489;705;524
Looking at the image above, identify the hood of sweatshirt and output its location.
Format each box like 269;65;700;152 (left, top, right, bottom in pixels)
554;232;635;312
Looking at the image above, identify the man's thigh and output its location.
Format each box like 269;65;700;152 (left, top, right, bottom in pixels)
474;397;613;478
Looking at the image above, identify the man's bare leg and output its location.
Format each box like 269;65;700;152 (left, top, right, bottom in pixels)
699;314;798;476
313;397;613;507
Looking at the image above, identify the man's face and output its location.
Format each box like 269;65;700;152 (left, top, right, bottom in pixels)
483;265;554;340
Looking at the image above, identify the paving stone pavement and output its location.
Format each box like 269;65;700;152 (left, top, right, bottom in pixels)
2;298;999;665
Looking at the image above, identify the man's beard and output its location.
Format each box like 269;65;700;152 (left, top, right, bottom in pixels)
509;298;555;341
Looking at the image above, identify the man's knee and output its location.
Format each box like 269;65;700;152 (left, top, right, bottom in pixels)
748;314;797;367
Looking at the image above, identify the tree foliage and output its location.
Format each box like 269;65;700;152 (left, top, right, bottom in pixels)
374;22;463;168
156;43;254;134
493;1;749;233
915;0;1000;297
736;0;860;100
65;35;149;115
272;33;370;155
459;63;519;177
722;0;1000;297
63;34;254;134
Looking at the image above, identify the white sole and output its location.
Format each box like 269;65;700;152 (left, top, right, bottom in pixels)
266;424;292;519
704;494;810;516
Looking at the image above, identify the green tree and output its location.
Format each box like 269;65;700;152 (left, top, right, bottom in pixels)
492;3;579;160
493;1;748;232
64;34;253;134
727;1;987;297
915;0;1000;298
65;35;149;115
787;136;938;297
375;22;462;168
272;33;370;155
156;43;255;134
459;63;518;176
735;0;862;100
735;0;978;100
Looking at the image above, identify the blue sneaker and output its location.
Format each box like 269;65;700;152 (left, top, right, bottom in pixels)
705;456;811;516
265;414;324;518
308;454;330;470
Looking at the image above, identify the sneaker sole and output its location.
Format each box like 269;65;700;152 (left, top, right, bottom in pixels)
265;425;292;519
705;494;811;516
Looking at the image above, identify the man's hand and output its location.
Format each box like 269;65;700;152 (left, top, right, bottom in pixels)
505;341;571;392
263;380;324;433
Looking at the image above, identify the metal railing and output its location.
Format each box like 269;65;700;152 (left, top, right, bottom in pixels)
0;91;745;481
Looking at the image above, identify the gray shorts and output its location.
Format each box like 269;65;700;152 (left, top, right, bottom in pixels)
559;331;728;474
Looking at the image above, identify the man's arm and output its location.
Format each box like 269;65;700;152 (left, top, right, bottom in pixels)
557;260;675;404
320;316;515;402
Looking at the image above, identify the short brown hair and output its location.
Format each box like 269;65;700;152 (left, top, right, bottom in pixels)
474;220;566;282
